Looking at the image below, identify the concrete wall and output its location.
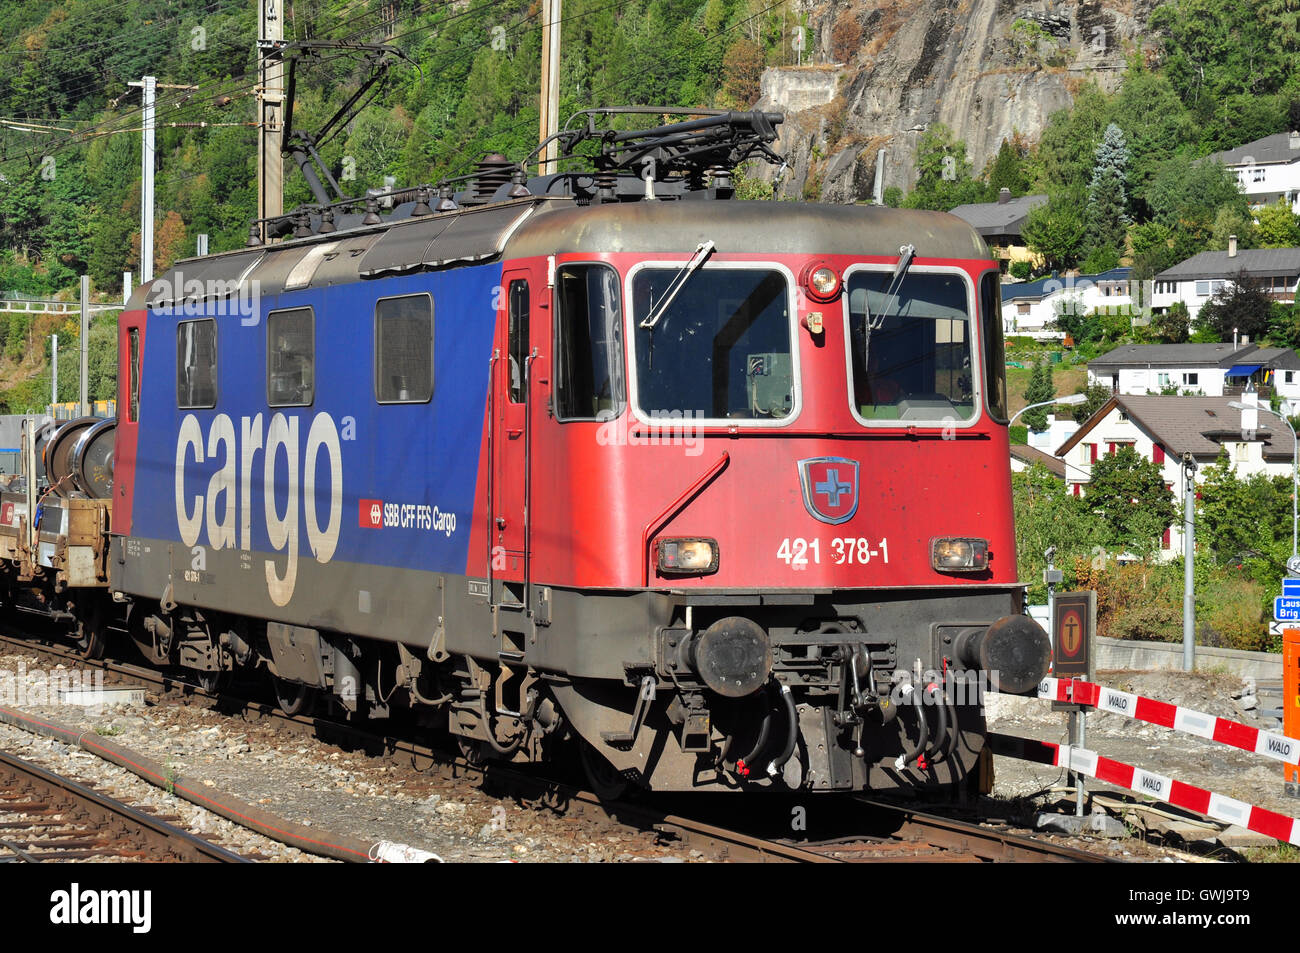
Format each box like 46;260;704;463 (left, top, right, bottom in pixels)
1027;607;1280;679
1093;635;1281;681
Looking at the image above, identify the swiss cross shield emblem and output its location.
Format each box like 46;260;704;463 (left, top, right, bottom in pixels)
797;457;859;525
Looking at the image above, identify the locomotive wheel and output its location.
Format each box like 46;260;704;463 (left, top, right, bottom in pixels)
73;600;107;661
579;741;629;802
272;677;316;717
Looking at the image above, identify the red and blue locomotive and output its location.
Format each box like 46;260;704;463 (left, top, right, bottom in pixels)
5;111;1050;795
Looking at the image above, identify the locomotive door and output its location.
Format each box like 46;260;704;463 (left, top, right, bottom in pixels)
490;272;532;585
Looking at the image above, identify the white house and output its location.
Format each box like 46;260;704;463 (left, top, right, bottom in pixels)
1206;130;1300;214
1002;267;1134;339
1151;242;1300;321
1087;342;1300;414
1054;394;1295;555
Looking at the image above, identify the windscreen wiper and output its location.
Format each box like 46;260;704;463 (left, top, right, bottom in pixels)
861;244;915;400
639;241;716;330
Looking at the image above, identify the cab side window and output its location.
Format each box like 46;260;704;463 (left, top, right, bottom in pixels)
267;308;314;407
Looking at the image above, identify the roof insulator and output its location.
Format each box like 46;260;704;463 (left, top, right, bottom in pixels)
362;197;383;225
436;185;458;213
412;187;433;217
246;222;263;247
318;208;337;233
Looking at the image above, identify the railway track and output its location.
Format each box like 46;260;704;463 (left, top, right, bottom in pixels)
0;748;247;863
0;629;1114;863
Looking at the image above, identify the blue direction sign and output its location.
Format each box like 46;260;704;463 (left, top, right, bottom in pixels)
1276;595;1300;622
1284;578;1300;596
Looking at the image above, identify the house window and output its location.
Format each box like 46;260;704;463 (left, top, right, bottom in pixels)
1195;281;1210;296
1235;442;1249;462
1156;372;1171;389
1183;372;1199;386
1153;444;1164;464
1017;303;1030;315
1286;371;1295;385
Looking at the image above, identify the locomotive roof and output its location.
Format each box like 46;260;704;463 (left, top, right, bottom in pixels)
130;196;989;311
505;200;990;260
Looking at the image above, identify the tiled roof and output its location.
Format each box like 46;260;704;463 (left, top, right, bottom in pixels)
1010;443;1066;477
1207;132;1300;166
1156;247;1300;281
1061;395;1295;461
1088;343;1252;370
949;194;1047;237
1001;267;1132;303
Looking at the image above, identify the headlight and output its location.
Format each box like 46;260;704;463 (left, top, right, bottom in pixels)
657;537;719;575
803;262;841;302
931;537;989;572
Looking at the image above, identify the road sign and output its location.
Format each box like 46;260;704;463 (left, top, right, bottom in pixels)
1052;590;1095;681
1284;578;1300;597
1275;595;1300;622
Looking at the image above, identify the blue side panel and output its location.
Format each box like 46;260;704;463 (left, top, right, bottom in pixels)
131;266;500;582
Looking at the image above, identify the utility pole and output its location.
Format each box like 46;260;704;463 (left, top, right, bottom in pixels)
258;0;284;224
128;76;157;283
1183;453;1198;671
538;0;562;173
79;275;89;418
51;335;57;409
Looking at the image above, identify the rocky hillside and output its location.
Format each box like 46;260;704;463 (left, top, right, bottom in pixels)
757;0;1160;201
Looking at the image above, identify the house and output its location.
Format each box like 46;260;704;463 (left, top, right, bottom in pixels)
1152;241;1300;321
1010;442;1066;479
1087;342;1300;413
1205;130;1300;213
1054;394;1295;554
1001;267;1134;339
949;190;1047;271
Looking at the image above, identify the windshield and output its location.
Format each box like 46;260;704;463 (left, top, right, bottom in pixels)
630;267;795;423
847;270;975;424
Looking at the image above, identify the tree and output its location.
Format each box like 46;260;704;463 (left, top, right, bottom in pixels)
1151;301;1191;344
1021;357;1055;431
901;124;987;211
986;138;1030;196
1255;198;1300;248
1021;191;1087;273
1198;450;1293;571
1087;445;1176;558
1197;269;1275;342
722;38;764;106
1012;462;1107;603
1071;383;1113;423
1086;123;1130;257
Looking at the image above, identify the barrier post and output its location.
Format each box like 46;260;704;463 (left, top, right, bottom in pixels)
1286;626;1300;797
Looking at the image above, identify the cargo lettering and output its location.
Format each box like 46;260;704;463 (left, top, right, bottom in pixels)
175;412;343;607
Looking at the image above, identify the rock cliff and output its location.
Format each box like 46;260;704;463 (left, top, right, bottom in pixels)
755;0;1160;202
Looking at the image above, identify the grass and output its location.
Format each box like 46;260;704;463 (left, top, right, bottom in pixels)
1006;363;1088;418
92;724;124;737
1240;844;1300;863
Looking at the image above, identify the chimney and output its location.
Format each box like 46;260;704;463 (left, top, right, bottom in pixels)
1228;234;1238;257
1240;383;1259;439
998;187;1011;205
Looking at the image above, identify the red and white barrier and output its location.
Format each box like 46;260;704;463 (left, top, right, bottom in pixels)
1036;677;1300;766
988;733;1300;846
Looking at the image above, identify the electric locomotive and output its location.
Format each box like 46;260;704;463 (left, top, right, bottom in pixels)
4;110;1051;796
